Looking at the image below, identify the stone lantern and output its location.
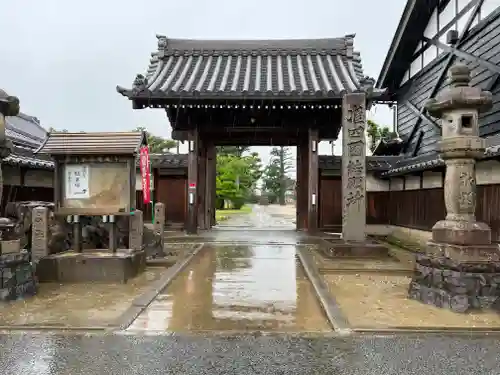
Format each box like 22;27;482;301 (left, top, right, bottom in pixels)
408;64;500;313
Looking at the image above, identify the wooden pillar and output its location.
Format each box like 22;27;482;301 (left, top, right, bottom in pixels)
211;146;217;227
296;143;301;230
297;140;309;231
198;139;207;230
205;142;216;229
307;128;319;234
186;127;199;234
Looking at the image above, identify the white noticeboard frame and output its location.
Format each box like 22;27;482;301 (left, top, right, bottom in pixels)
64;164;90;199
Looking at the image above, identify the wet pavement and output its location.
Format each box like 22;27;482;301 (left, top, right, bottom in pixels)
127;243;330;333
2;332;500;374
214;204;295;230
0;268;166;328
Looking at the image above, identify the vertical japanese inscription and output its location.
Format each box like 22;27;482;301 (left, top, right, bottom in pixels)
31;206;49;260
342;94;367;241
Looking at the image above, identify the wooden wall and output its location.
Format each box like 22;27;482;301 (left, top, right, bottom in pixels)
367;186;500;242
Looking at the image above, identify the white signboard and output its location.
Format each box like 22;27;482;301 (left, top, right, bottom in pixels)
65;164;90;199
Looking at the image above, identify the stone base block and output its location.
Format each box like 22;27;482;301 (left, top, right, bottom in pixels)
321;239;389;258
408;253;500;313
0;259;38;302
427;240;500;262
0;240;21;254
36;249;146;283
432;220;492;245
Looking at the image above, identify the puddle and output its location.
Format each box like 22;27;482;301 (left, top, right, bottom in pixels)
127;244;331;333
0;268;166;327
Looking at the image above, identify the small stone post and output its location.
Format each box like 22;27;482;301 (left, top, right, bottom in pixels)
409;64;498;312
341;92;367;242
129;210;144;251
154;202;165;254
31;206;50;260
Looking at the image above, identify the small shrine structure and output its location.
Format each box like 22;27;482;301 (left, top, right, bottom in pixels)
33;131;148;283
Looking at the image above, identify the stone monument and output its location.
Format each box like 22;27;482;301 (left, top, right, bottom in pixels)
320;86;389;258
35;131;148;283
408;63;500;312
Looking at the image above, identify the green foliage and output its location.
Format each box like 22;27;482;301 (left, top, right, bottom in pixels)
367;120;391;152
216;152;262;208
133;126;177;153
261;147;294;205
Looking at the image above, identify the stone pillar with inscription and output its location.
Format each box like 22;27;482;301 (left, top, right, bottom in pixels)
129;210;144;251
341;92;367;242
408;64;500;313
31;206;50;260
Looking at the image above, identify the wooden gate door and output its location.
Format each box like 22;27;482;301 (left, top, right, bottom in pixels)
156;177;187;226
319;176;342;231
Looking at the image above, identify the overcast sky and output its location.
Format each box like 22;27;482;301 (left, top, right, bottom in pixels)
1;0;405;167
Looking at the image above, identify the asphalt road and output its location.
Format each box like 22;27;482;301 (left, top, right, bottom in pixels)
1;332;499;374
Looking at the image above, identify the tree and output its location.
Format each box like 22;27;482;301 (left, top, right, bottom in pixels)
262;147;294;205
366;120;391;152
133;126;177;153
216;152;262;209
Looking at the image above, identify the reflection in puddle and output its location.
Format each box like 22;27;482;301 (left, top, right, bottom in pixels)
128;244;331;333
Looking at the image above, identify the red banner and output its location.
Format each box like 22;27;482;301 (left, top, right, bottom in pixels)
139;146;151;204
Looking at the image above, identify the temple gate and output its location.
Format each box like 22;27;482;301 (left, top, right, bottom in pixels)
117;35;385;234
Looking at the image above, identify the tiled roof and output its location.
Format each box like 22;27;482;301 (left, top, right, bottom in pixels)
117;35;386;101
381;134;500;177
37;131;147;155
136;153;187;168
4;153;54;169
5;113;47;149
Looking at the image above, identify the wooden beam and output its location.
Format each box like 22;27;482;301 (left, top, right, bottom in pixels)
403;0;484;153
205;142;216;229
486;73;500;91
197;139;207;230
425;37;500;75
412;131;425;157
411;0;480;59
404;100;440;129
186;127;199;234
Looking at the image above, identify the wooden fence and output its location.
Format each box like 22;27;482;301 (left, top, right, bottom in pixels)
367;185;500;242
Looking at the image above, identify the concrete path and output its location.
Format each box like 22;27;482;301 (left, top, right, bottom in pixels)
214;204;295;230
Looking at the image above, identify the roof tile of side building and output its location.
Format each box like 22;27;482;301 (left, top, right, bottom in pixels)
36;131;147;155
381;134;500;177
117;35;386;102
5;112;48;149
